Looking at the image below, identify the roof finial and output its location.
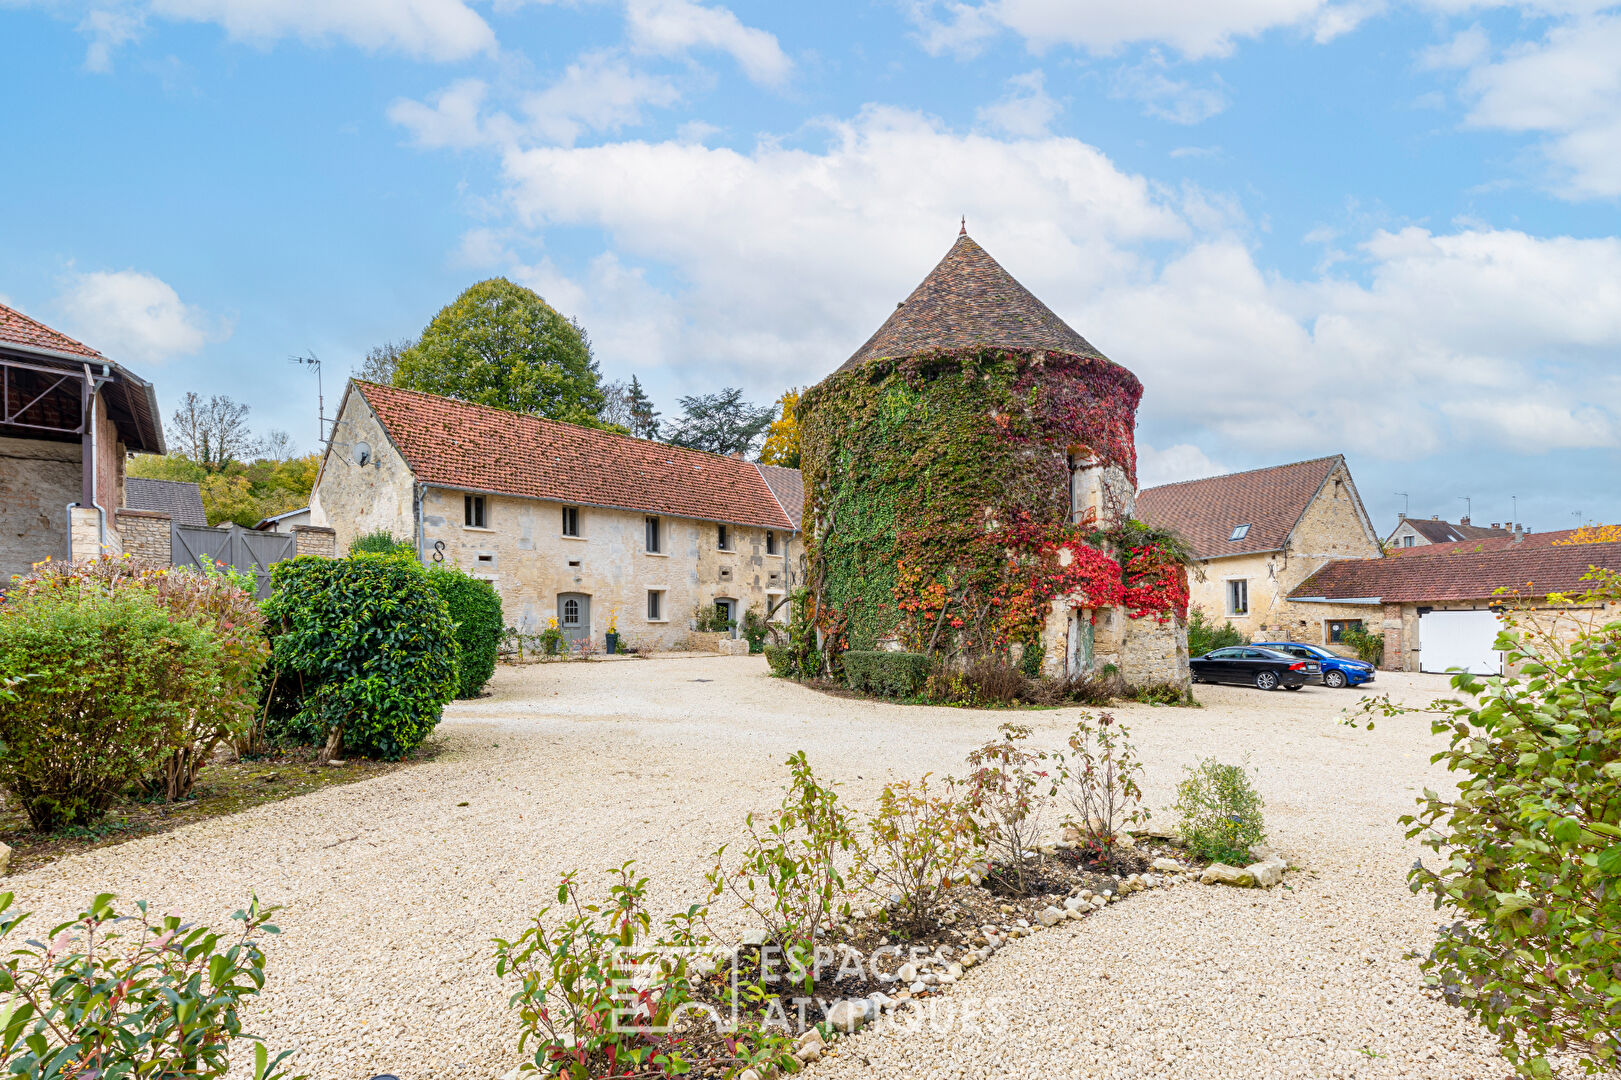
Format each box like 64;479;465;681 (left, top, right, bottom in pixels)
959;215;966;236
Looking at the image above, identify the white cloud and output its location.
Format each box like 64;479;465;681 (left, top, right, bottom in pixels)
54;269;226;364
405;105;1621;461
1435;12;1621;198
521;50;682;144
624;0;791;85
1111;51;1228;124
1418;24;1490;69
388;79;501;149
976;69;1061;136
1137;443;1230;487
907;0;1353;59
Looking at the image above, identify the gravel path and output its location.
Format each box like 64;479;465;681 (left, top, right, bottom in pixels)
5;657;1505;1079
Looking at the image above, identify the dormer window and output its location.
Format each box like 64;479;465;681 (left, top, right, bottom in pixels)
1229;524;1251;542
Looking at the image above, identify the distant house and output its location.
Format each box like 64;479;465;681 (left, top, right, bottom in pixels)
254;506;311;532
1387;514;1517;549
1136;455;1381;652
0;302;165;584
310;381;800;648
1290;529;1621;674
126;477;207;526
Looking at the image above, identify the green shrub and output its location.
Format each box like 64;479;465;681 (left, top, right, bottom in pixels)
1187;605;1248;656
347;529;413;557
424;564;504;698
262;553;458;760
0;892;299;1080
1340;624;1384;665
1359;570;1621;1078
0;586;220;830
741;605;770;653
842;650;930;697
960;723;1057;895
763;644;793;676
1174;758;1265;864
855;774;980;934
1131;680;1198;706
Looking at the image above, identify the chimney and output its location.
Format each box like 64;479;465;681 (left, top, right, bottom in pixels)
1431;515;1440;520
1460;516;1470;526
1490;523;1501;530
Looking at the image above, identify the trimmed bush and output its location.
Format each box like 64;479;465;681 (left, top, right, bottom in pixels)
1174;758;1265;864
262;553;458;760
424;563;504;698
842;650;929;697
0;586;219;829
763;644;794;677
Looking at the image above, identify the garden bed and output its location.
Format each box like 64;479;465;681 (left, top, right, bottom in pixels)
0;743;439;874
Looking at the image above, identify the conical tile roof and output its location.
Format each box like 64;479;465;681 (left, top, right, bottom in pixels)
837;231;1109;372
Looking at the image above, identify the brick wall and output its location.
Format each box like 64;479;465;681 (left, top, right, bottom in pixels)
292;525;337;558
117;509;172;563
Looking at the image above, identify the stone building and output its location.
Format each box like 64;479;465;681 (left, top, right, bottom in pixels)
0;302;164;585
799;229;1190;690
310;381;800;649
1290;529;1621;674
1136;455;1381;653
1386;514;1517;549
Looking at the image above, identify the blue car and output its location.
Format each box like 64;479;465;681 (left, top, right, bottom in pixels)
1253;642;1376;689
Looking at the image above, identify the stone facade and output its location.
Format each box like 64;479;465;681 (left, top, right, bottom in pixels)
1185;460;1380;655
311;387;796;651
117;508;172;562
1;434;80;582
1376;598;1621;674
292;524;337;558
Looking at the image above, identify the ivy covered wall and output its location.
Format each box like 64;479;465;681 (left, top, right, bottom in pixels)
800;347;1186;667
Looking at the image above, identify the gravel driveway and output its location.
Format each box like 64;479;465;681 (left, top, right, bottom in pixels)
6;657;1505;1079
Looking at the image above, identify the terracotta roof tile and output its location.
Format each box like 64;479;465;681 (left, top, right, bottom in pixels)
1292;537;1621;603
0;301;100;359
358;382;795;531
1135;456;1342;559
838;232;1110;372
1396;518;1505;544
755;464;804;530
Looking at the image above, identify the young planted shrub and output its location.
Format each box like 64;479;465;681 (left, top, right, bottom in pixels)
1359;571;1621;1078
0;586;219;829
706;752;857;992
424;563;505;698
1060;711;1147;871
1186;605;1247;657
855;774;981;934
0;892;300;1080
347;529;414;556
842;650;930;697
262;553;458;760
959;723;1059;895
1174;758;1265;865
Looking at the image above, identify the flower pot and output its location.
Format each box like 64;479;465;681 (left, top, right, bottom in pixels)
605;632;619;654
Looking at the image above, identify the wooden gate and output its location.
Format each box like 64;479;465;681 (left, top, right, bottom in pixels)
171;523;296;598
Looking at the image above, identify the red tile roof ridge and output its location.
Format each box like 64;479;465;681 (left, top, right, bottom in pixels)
1136;454;1343;495
0;301;103;359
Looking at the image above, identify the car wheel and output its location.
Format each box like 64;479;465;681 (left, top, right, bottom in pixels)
1255;670;1279;691
1324;669;1347;689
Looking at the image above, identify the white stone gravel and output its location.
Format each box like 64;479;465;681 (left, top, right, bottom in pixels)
4;658;1504;1079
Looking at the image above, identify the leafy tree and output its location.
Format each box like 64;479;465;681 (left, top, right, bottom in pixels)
663;387;775;457
356;338;414;385
129;451;320;528
759;388;801;467
394;278;607;426
166;392;260;470
625;375;660;440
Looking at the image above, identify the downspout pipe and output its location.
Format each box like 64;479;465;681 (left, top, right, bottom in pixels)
82;363;108;550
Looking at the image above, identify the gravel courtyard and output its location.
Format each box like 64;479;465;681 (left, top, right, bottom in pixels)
7;657;1507;1079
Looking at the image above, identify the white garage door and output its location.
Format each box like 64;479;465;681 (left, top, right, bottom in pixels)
1419;609;1503;675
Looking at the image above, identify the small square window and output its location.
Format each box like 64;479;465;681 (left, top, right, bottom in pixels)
1228;523;1250;542
562;506;580;537
464;495;486;528
645;516;661;553
718;523;730;550
476;553;494;565
1227;579;1249;617
647;590;663;620
766;530;778;555
1402;535;1414;548
1328;619;1363;644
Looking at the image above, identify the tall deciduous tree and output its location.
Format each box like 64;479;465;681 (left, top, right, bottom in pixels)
393;279;607;426
759;388;801;468
166;392;261;470
663;387;776;457
356;338;414;385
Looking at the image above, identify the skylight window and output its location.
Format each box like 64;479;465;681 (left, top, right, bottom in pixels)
1229;524;1251;541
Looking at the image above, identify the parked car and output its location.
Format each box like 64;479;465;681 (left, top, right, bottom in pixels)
1254;641;1376;689
1189;646;1319;691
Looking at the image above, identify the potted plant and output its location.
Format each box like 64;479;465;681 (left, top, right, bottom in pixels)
541;616;563;656
605;610;620;655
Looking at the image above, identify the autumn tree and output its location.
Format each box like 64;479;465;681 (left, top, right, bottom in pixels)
166;392;260;470
393;279;607;426
356;338;414;385
759;388;801;467
662;387;775;457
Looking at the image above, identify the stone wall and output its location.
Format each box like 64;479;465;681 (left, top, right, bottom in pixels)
1376;598;1621;674
1038;598;1190;692
117;508;171;562
292;525;337;558
309;391;417;553
0;435;79;583
68;505;121;561
1121;614;1191;691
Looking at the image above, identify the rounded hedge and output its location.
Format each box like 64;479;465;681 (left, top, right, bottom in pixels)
424;563;504;698
262;553;458;760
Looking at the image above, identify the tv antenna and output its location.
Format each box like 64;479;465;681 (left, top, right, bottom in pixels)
1511;495;1518;528
1394;491;1409;516
1458;495;1471;520
290;353;331;446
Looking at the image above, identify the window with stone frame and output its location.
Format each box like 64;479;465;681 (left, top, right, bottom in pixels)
464;495;486;528
717;523;731;551
1226;578;1249;617
766;530;778;555
647;590;664;621
645;515;662;553
562;506;580;537
1328;619;1363;644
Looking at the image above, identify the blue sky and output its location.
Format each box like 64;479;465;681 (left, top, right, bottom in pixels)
3;0;1619;533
